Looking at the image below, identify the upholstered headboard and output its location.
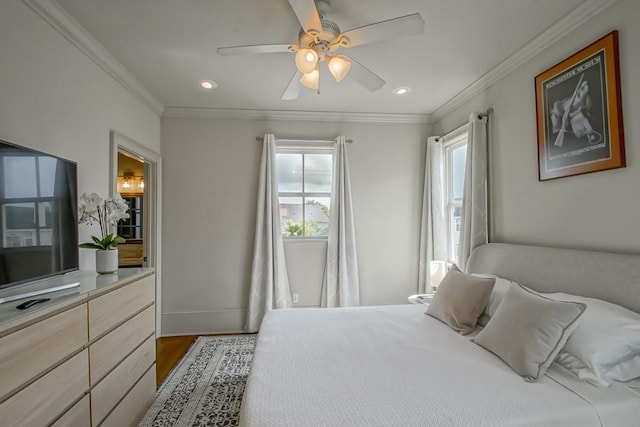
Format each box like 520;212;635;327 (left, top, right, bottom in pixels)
466;243;640;314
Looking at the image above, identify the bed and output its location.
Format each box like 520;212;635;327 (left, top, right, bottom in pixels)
239;243;640;426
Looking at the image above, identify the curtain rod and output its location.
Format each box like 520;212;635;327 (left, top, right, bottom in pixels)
255;137;353;144
435;107;494;142
478;107;494;119
436;107;493;141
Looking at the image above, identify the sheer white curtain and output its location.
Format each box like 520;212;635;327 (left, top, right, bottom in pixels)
321;136;360;307
245;134;292;332
418;137;447;293
459;113;489;271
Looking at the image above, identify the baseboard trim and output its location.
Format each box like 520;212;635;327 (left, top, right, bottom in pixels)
161;309;246;336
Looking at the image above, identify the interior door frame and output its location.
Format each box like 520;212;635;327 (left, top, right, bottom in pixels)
110;131;162;337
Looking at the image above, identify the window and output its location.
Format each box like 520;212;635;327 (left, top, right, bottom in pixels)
444;131;468;264
117;196;143;239
276;148;333;238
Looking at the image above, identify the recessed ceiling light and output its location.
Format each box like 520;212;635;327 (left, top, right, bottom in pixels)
393;86;410;95
200;80;217;90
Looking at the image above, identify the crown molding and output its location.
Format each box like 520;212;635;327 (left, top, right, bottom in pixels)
22;0;164;116
162;107;431;124
23;0;617;125
430;0;619;123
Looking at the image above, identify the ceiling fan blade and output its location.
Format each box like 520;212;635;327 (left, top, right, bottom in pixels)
217;44;295;56
287;0;322;35
345;56;385;92
282;70;303;100
340;13;424;48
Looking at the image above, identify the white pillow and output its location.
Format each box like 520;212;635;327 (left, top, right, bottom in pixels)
555;351;610;388
472;274;515;326
547;292;640;383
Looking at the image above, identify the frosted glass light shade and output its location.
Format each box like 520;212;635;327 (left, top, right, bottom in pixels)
327;55;351;82
295;48;318;74
300;69;319;89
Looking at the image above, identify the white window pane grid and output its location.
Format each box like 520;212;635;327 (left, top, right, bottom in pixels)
276;153;302;192
444;133;468;264
276;151;332;238
447;203;462;264
304;154;332;192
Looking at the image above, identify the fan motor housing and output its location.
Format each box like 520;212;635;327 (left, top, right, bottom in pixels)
299;18;341;52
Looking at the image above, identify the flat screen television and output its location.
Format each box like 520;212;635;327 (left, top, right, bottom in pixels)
0;139;78;291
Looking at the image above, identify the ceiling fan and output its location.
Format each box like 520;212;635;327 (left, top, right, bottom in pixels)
217;0;424;100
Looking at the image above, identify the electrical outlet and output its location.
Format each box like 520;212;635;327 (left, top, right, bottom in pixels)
292;293;299;304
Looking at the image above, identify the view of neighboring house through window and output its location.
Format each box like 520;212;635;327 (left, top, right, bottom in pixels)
444;132;468;264
276;148;333;238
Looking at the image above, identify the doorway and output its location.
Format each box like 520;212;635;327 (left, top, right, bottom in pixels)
110;131;162;335
116;152;145;268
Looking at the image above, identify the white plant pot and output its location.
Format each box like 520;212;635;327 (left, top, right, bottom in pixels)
96;249;118;274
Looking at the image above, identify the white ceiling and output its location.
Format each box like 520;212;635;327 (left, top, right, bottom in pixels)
55;0;586;115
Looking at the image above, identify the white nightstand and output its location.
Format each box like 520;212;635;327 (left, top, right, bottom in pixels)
408;294;434;305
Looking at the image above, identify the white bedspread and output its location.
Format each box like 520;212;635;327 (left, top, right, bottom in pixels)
240;305;640;426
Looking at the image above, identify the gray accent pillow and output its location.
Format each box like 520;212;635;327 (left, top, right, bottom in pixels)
474;284;586;382
426;265;495;334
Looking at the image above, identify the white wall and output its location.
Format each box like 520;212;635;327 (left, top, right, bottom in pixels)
433;0;640;254
0;0;161;270
161;117;428;334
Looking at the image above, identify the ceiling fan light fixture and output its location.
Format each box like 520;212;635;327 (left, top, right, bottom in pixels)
295;48;318;74
327;55;351;82
300;69;319;90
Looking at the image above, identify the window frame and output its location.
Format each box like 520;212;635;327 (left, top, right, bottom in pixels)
276;145;333;240
117;196;143;240
442;129;468;265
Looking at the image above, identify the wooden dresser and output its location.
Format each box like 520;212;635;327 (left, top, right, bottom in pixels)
0;268;156;426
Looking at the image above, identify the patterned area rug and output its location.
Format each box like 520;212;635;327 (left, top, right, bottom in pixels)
139;335;256;427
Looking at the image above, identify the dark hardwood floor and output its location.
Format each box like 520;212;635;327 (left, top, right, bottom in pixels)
156;333;255;387
156;335;197;386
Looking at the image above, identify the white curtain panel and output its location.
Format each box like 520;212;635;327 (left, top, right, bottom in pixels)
418;137;447;293
459;113;489;271
245;134;292;332
321;136;360;307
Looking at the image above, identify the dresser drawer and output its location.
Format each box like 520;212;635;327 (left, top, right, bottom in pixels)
92;336;156;426
89;273;154;340
90;305;155;385
0;304;87;401
0;349;88;426
52;394;91;427
101;365;156;427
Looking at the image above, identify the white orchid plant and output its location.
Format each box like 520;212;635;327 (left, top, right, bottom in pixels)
78;192;130;250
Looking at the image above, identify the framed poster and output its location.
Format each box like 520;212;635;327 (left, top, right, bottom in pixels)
535;30;625;181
